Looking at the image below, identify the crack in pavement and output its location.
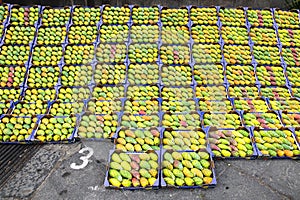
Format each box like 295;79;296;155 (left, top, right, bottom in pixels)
223;160;293;200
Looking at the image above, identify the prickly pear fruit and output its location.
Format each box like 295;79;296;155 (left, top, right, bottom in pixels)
110;161;122;170
111;153;122;163
139;153;150;160
140;160;151;170
130;169;140;179
122;179;132;187
182;160;193;169
132;178;140;187
121;161;131;171
109;169;122;181
130;154;140;163
202;168;212;177
182;152;192;160
175;178;185;186
200;160;210;168
163;168;175;180
173;169;184;178
148;177;157;186
192;160;202;170
173;160;183;169
183;167;194;178
164;152;174;163
162;160;173;170
120;170;132;179
184;177;194;186
190;152;200;160
119;153;131;162
172;151;183;160
191;168;203;178
109;178;121;187
140;177;149;187
148;160;158;169
139;168;151;178
198;151;210;160
203;177;213;184
221;149;231;157
193;177;203;185
149;168;158;177
164;177;175;185
149;152;158;161
130;161;139;170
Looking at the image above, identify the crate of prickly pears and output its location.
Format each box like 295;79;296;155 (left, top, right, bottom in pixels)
233;98;268;112
162;128;207;151
190;6;218;25
207;127;258;159
278;29;300;47
0;115;39;143
130;25;159;43
40;6;71;27
267;98;300;113
114;127;160;152
252;127;300;159
161;99;197;114
194;64;224;86
221;26;249;45
202;111;242;129
131;6;159;25
218;7;246;27
0;87;22;103
274;9;300;29
57;86;90;102
104;150;160;189
162;112;201;130
191;25;219;44
77;112;119;140
124;99;159;115
161;7;189;26
0;65;26;88
102;6;131;25
249;27;277;46
223;45;252;65
246;8;273;28
161;149;216;188
253;46;281;66
242;111;283;129
9;5;39;26
160;45;190;65
33;114;77;143
71;6;101;26
0;4;9;25
286;66;300;87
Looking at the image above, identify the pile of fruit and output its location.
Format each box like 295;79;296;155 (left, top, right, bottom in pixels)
1;4;300;190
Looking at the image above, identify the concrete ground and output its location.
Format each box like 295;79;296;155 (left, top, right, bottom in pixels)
0;140;299;200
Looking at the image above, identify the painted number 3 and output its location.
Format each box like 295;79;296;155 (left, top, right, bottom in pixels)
70;147;94;170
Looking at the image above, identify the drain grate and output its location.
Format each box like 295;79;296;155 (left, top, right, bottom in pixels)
0;144;41;189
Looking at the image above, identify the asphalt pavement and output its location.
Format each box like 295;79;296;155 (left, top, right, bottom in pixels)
0;140;299;200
